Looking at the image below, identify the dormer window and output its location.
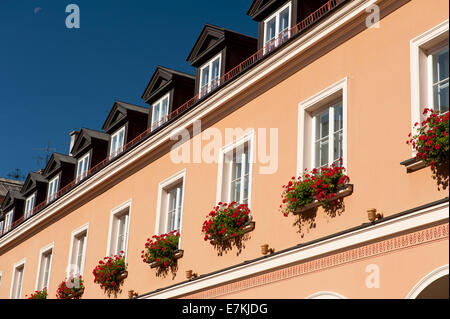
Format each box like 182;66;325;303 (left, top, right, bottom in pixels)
76;153;90;183
3;210;13;233
264;2;291;53
110;126;125;157
199;53;222;97
47;175;59;203
151;93;170;131
24;193;36;219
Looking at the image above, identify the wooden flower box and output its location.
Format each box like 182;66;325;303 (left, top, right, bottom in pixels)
294;184;354;215
116;270;128;281
67;287;84;299
149;250;184;269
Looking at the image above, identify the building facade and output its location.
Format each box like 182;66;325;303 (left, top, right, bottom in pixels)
0;0;448;299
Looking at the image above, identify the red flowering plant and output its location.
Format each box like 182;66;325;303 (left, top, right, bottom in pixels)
202;202;251;246
56;275;85;299
280;159;350;216
141;230;181;268
407;108;449;169
92;252;127;297
26;288;47;299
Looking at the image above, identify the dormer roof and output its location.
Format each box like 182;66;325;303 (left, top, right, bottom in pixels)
70;128;110;157
186;24;257;67
1;190;24;214
21;172;47;195
43;153;76;178
141;67;195;104
247;0;288;21
102;101;148;133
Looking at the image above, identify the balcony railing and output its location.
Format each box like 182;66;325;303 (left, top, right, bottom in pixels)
0;0;346;239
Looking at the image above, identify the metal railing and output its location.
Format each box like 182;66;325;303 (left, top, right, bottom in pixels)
1;0;346;239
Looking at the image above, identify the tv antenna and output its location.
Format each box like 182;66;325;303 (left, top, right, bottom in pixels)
33;140;56;167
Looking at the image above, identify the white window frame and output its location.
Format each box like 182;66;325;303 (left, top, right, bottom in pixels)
47;175;60;203
67;223;89;277
3;210;13;234
216;130;255;209
199;53;222;96
106;199;132;261
263;1;292;54
24;193;36;219
297;78;348;176
151;93;170;131
35;243;54;291
76;152;90;183
155;169;186;248
110;126;126;157
10;258;26;299
0;221;3;236
427;45;449;113
410;20;449;156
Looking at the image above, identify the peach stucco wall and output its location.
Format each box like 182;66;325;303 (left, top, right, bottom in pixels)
0;0;448;299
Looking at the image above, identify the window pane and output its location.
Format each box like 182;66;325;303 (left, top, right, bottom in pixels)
434;81;449;114
334;103;343;132
153;104;160;126
118;130;125;149
280;7;290;32
434;47;449;83
265;17;276;49
315;140;329;168
161;97;168;124
316;110;329;140
333;131;343;162
201;65;210;92
211;58;220;89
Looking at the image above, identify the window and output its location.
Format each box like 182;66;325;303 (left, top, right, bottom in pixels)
11;260;25;299
47;175;60;203
264;2;291;53
410;20;449;142
76;153;90;182
68;225;88;276
110;126;125;157
428;45;449;114
36;245;53;291
151;93;170;131
107;201;131;257
298;78;348;175
156;170;186;237
3;210;13;234
217;132;254;206
312;102;343;169
0;221;2;236
199;53;221;97
24;193;36;219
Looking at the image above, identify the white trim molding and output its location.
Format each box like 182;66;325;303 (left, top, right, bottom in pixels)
67;223;89;277
297;77;348;175
10;258;26;299
154;169;187;247
141;200;448;299
306;291;347;299
406;264;449;299
106;199;132;261
216;130;255;208
409;19;449;156
35;242;55;291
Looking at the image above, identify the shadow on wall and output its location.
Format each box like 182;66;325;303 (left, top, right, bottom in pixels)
293;199;346;238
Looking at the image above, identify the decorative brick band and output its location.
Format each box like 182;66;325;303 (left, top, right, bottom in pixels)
181;222;449;299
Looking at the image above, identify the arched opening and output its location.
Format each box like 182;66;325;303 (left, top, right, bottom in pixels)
407;265;449;299
416;275;449;299
305;291;346;299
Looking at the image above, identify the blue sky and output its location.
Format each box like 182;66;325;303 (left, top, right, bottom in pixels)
0;0;257;180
